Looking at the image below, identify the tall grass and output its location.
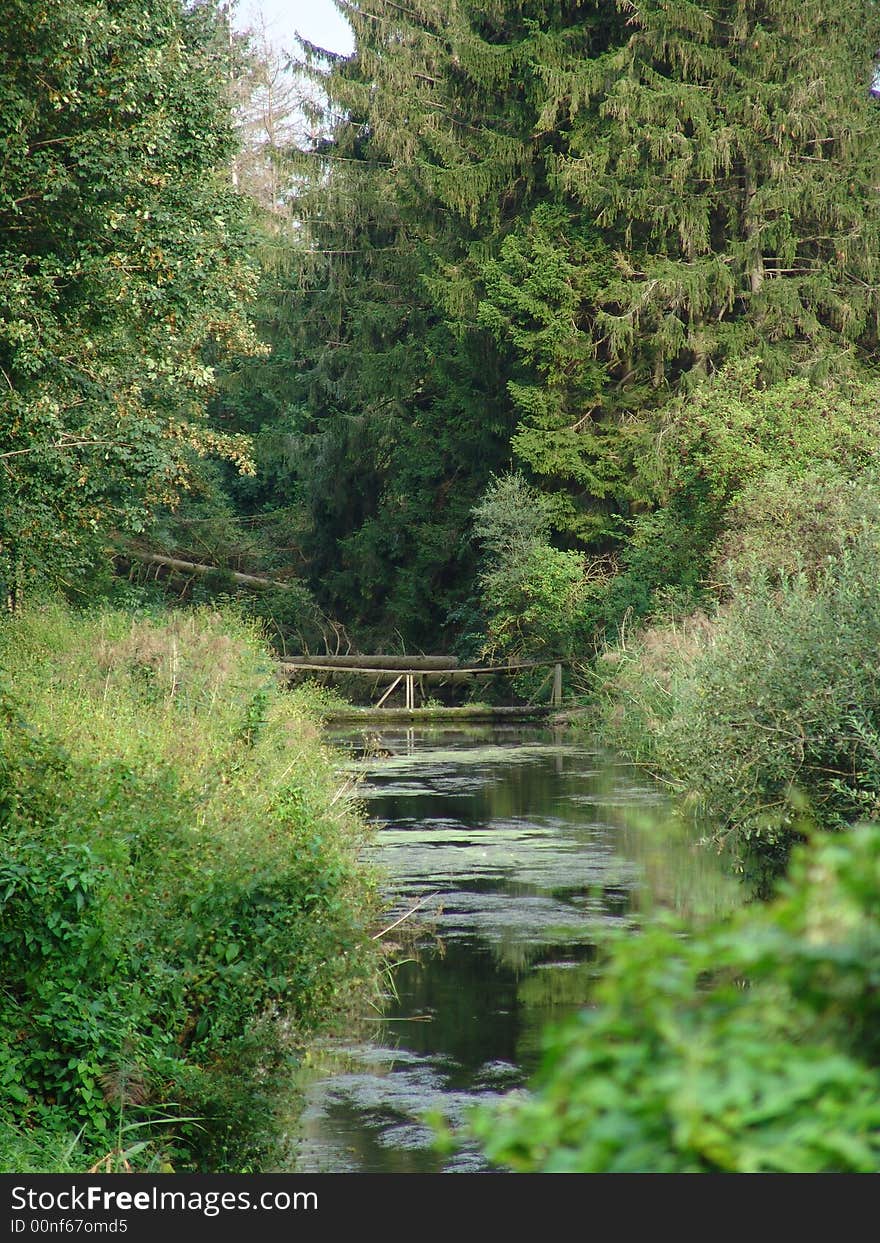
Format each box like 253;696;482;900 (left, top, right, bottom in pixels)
0;601;381;1171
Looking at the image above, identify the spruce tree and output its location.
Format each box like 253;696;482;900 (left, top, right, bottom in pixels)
231;2;621;641
547;0;880;387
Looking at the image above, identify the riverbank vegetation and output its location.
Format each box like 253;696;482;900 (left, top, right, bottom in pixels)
593;366;880;874
0;602;380;1171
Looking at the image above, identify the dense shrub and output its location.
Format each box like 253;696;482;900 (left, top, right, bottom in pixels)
469;823;880;1172
0;603;379;1171
600;528;880;869
715;464;880;588
652;360;880;504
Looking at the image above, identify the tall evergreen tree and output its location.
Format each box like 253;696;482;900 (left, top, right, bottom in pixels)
546;0;880;386
228;2;621;642
474;0;880;556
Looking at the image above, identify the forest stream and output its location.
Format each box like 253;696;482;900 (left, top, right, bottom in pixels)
288;724;741;1173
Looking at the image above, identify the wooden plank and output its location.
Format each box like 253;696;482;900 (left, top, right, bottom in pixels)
375;674;403;708
552;662;563;707
527;668;552;705
281;666;505;683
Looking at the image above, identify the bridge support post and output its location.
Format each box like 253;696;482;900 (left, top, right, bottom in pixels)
405;673;415;710
552;663;562;707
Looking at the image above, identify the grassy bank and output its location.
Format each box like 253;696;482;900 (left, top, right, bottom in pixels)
0;602;381;1172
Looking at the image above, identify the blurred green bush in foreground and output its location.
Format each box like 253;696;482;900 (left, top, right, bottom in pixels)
469;823;880;1172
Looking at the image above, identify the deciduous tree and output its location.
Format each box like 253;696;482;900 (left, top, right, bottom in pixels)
0;0;261;600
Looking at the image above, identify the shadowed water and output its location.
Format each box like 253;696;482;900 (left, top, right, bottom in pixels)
288;724;738;1173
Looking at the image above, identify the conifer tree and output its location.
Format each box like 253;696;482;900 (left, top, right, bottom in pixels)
547;0;880;388
476;1;880;548
235;2;622;639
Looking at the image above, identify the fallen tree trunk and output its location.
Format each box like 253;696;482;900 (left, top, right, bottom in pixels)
281;654;459;670
121;550;293;592
281;665;480;683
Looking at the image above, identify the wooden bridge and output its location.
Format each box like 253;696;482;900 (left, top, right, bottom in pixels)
279;653;566;718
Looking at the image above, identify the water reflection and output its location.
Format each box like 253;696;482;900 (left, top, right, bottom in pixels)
287;725;738;1173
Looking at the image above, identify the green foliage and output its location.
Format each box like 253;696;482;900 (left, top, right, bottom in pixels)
469;822;880;1172
596;499;717;631
210;3;618;643
271;0;880;649
188;0;880;650
652;359;880;508
548;0;880;385
472;474;589;660
480;543;588;661
600;523;880;867
717;464;880;589
478;203;627;542
233;584;330;656
471;470;553;559
0;0;261;598
592;362;880;632
121;457;330;654
0;602;379;1171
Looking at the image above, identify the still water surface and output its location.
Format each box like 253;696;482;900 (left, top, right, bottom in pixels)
290;724;738;1173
